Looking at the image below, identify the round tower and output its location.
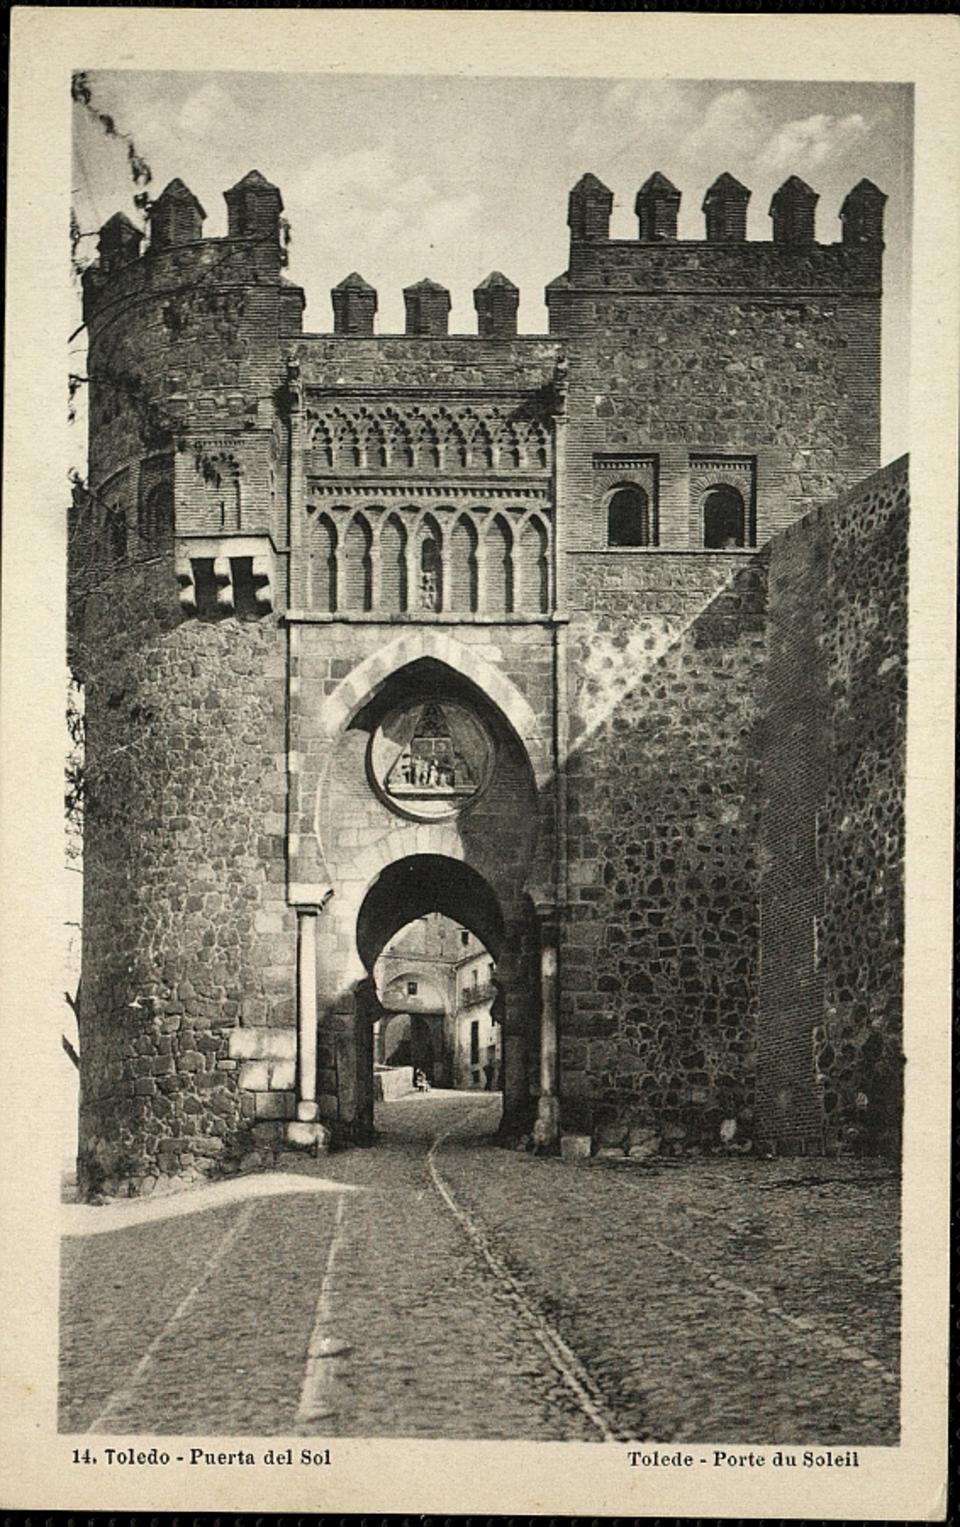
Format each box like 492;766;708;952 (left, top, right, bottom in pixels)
72;173;304;1196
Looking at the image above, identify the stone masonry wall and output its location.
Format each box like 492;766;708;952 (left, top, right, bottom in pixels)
757;457;908;1155
290;619;554;1136
550;240;882;567
558;553;767;1145
77;556;291;1196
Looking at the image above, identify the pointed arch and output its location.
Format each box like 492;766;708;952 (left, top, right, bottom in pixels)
379;512;408;613
386;417;413;470
310;419;334;468
497;424;521;471
363;418;386;469
517;513;549;613
139;479;174;547
341;512;373;611
449;514;479;614
417;513;444;611
484;513;514;614
334;414;360;470
527;421;549;470
469;420;494;470
308;510;338;611
413;421;440;471
440;416;468;470
319;629;550;788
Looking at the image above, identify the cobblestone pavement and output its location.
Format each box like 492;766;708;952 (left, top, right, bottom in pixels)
60;1092;899;1442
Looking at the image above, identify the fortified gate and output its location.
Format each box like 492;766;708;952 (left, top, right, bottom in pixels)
71;167;907;1196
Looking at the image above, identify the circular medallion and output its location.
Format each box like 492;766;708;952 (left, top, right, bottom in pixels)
368;700;495;821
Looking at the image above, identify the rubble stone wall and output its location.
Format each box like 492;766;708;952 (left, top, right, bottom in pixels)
77;560;290;1195
757;457;908;1154
558;552;768;1143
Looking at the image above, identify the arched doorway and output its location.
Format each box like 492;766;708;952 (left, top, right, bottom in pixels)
353;855;521;1137
291;636;556;1148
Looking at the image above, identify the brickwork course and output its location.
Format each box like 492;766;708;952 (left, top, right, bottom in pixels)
70;164;906;1197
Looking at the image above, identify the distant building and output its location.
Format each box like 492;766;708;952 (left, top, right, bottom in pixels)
373;914;500;1090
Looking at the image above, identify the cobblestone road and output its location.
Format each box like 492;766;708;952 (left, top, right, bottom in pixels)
60;1093;899;1442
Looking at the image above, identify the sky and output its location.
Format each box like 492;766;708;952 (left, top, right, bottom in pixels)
72;71;912;460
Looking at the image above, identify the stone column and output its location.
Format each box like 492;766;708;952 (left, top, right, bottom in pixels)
296;908;319;1119
535;904;561;1145
287;886;333;1149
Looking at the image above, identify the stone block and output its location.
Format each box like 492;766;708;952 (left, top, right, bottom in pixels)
254;1089;296;1120
228;1025;297;1061
269;1060;296;1091
239;1060;270;1091
297;1100;319;1121
560;1134;592;1161
252;1120;283;1145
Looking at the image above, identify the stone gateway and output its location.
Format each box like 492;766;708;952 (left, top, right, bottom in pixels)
70;164;906;1197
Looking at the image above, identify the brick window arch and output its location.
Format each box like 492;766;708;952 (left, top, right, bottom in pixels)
342;512;373;610
517;514;549;612
380;512;408;612
702;484;746;549
449;515;479;613
139;480;174;547
309;511;338;611
418;516;443;611
607;484;651;547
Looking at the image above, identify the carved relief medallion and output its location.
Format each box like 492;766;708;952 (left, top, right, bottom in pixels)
369;700;494;821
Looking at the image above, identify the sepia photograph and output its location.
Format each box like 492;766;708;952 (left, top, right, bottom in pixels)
1;8;955;1520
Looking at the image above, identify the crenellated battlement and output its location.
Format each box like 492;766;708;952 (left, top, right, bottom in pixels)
83;168;887;344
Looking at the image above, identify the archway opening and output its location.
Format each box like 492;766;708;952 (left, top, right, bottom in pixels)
356;858;507;1137
702;484;746;549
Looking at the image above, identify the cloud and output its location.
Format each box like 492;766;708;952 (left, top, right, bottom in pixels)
569;78;699;151
681;88;768;163
758;113;868;175
288;146;482;255
176;81;247;142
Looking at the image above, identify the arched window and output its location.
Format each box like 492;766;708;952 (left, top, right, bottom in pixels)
310;512;338;612
139;480;174;547
702;485;746;549
485;515;514;613
418;518;443;611
342;514;373;611
379;513;408;612
607;485;651;547
449;515;479;613
518;516;549;613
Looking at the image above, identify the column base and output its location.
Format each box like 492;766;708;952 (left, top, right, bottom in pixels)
284;1120;332;1152
533;1094;560;1148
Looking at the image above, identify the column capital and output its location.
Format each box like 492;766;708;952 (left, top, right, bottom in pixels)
532;898;558;925
288;883;334;911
